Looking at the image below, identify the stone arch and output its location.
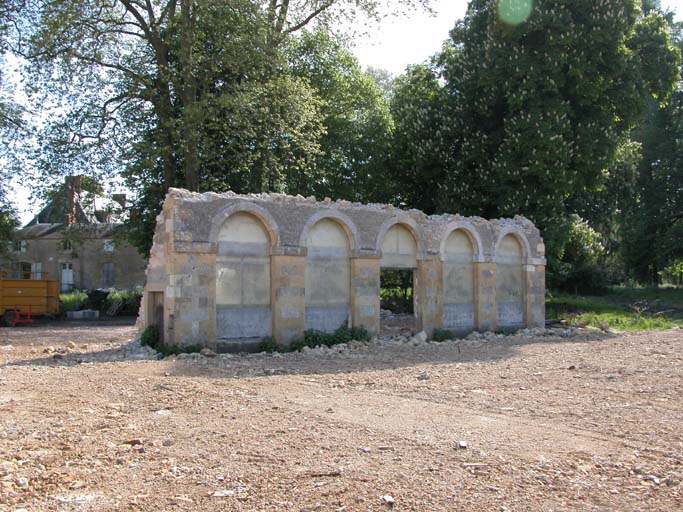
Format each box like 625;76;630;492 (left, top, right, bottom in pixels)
214;210;273;340
376;217;421;268
441;228;477;330
493;227;531;262
209;202;280;249
303;217;352;332
299;210;360;252
439;222;484;261
494;232;526;328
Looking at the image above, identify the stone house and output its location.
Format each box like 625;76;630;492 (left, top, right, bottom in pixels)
139;189;546;350
3;177;147;292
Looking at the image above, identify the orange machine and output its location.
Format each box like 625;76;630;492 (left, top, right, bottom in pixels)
0;270;60;326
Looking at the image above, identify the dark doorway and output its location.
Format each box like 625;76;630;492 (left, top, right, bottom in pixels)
380;268;416;334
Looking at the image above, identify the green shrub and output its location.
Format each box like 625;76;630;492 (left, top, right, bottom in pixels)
104;288;143;315
550;215;610;295
140;324;202;356
258;337;280;353
432;329;456;342
140;325;160;349
495;327;518;336
289;324;371;352
59;291;88;313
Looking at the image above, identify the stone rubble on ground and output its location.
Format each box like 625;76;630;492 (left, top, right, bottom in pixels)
146;326;594;369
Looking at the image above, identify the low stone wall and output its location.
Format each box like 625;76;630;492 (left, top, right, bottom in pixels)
139;189;546;349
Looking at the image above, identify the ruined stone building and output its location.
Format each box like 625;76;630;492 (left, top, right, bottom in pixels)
139;189;546;350
2;177;146;291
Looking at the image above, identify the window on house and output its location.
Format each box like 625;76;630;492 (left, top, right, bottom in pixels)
13;240;27;253
103;240;114;252
31;262;42;280
61;240;73;252
102;262;115;287
10;261;31;279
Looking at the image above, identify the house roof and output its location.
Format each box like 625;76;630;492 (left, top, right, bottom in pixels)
25;177;126;228
19;223;120;239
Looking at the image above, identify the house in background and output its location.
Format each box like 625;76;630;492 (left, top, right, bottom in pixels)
3;176;147;292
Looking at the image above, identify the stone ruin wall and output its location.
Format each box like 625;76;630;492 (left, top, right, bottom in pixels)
139;189;546;350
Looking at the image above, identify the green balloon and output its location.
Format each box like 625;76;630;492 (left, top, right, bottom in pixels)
498;0;533;25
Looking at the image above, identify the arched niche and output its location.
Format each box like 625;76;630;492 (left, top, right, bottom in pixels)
380;224;417;268
495;233;525;327
304;218;351;332
215;212;272;339
442;229;476;330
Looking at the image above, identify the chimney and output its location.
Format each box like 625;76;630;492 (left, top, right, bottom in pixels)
64;175;82;225
112;193;127;209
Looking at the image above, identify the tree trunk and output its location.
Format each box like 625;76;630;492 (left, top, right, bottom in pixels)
179;0;199;191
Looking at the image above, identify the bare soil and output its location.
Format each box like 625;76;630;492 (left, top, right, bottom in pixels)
1;322;682;511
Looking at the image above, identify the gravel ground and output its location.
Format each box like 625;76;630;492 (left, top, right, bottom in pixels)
1;322;682;511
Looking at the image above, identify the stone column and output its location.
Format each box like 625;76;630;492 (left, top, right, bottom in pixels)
415;258;443;337
525;262;546;328
475;262;496;332
166;246;216;349
271;248;306;345
350;253;380;335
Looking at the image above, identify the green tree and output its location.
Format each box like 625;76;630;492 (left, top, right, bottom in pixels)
388;62;450;213
286;30;394;202
0;4;22;251
436;0;680;273
623;88;683;285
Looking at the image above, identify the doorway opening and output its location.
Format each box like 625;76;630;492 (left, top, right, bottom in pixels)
380;268;416;334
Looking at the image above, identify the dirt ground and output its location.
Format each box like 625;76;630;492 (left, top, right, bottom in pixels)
1;322;682;511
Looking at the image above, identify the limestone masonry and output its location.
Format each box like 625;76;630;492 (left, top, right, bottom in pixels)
139;189;546;350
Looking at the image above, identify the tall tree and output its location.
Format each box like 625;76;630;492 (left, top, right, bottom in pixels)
0;3;22;250
387;62;450;214
286;30;394;202
434;0;680;271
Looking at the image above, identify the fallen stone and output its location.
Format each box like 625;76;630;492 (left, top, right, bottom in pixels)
413;331;427;343
200;348;217;358
210;490;235;497
644;475;661;485
457;440;468;449
381;494;395;505
417;371;430;381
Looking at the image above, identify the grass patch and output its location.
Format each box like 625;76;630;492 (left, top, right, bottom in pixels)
547;290;683;331
606;286;683;304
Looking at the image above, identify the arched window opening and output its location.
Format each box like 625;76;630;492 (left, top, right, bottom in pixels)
443;230;475;330
304;219;351;332
496;234;525;327
215;212;272;339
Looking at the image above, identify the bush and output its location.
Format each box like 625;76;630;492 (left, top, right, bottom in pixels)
289;324;371;352
140;325;202;356
495;327;518;336
258;337;280;353
85;289;110;310
104;288;143;315
140;325;159;349
550;215;610;295
431;329;456;342
59;291;88;314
